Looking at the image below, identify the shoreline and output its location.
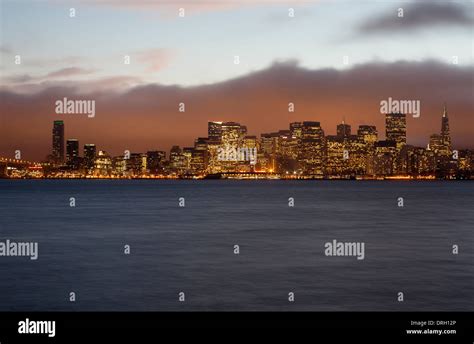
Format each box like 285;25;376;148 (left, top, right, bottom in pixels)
1;177;472;181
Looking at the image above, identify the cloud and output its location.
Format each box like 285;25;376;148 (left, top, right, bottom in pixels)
358;2;474;34
1;67;99;88
0;75;142;94
49;0;316;16
46;67;96;78
1;59;473;161
136;49;174;73
0;45;12;54
2;74;35;83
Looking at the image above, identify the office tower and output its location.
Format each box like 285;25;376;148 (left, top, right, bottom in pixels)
66;139;79;169
94;150;112;176
357;125;378;175
112;156;127;175
440;104;452;156
428;134;443;154
300;121;326;176
457;150;473;177
192;137;209;173
182;147;194;172
278;134;298;160
290;122;303;139
404;146;436;176
260;133;278;156
374;140;397;176
336;121;351;139
259;132;279;172
147;151;166;174
208;121;223;141
426;105;454;177
169;146;187;173
357;125;378;144
170;145;182;163
140;154;147;173
206;141;222;174
243;135;257;150
84;144;96;170
125;153;144;176
52;120;65;163
221;122;245;147
326;135;345;176
385;112;406;150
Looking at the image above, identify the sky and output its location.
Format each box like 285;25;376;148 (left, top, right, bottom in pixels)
0;0;473;160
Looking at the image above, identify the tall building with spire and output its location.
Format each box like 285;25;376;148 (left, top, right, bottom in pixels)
440;103;451;154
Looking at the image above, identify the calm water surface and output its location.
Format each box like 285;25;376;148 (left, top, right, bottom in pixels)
0;180;473;311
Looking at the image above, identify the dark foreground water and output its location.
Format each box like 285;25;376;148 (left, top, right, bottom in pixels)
0;180;473;311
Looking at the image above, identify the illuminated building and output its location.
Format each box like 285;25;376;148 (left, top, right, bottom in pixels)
357;125;378;175
300;121;326;176
401;146;436;176
260;132;278;172
440;104;451;155
112;156;127;175
336;121;351;138
429;134;443;154
457;150;473;178
326;135;345;176
374;140;396;176
125;153;144;176
208;121;223;141
94;150;112;176
221;122;246;147
182;147;194;173
84;144;96;171
290;122;303;139
191;137;208;173
66;139;80;169
385;113;406;151
278;135;298;160
169;146;188;174
357;125;378;144
147;151;166;174
52;120;65;164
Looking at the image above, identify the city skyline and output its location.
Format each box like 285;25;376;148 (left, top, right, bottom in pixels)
5;103;472;160
1;93;474;163
1;104;472;179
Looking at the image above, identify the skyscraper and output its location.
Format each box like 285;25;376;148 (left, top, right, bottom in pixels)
336;121;351;139
146;150;166;174
300;121;326;176
221;122;245;147
208;121;223;141
192;137;209;173
52;120;65;163
290;122;303;139
440;104;451;155
357;125;378;144
66;139;79;169
84;144;96;170
385;113;406;150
